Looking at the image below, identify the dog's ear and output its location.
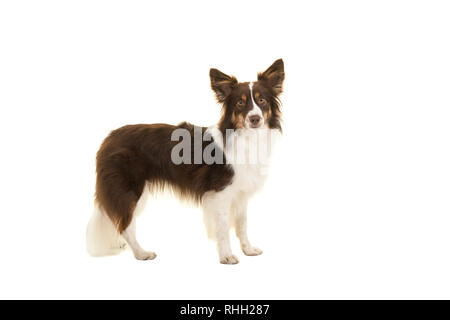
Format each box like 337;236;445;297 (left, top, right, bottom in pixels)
210;68;237;103
258;59;285;96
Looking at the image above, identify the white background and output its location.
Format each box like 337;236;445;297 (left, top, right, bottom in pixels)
0;0;449;299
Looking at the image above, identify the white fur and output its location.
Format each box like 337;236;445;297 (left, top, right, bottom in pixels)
245;82;264;128
203;123;279;264
86;204;126;257
232;193;263;256
86;183;151;257
121;214;156;260
119;183;156;259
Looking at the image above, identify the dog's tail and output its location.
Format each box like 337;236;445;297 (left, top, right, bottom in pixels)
86;203;125;257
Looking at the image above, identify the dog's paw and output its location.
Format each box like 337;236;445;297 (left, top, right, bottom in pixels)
134;251;157;261
220;254;239;265
220;255;239;265
243;246;263;256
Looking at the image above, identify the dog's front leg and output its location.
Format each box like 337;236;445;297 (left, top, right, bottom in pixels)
216;208;239;264
203;191;238;264
233;197;263;256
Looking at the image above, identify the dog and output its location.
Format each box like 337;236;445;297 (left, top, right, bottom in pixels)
86;59;285;264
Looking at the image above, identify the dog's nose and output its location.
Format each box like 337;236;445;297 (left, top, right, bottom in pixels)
249;115;262;127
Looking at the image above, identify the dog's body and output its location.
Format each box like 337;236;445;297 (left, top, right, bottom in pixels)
86;59;285;264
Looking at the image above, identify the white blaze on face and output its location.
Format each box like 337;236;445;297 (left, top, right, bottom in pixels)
245;82;264;128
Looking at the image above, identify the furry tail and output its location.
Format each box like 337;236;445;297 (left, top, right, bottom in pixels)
86;203;126;257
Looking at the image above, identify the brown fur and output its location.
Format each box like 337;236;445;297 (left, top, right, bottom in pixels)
96;123;234;232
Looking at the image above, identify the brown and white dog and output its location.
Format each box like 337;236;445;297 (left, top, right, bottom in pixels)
86;59;285;264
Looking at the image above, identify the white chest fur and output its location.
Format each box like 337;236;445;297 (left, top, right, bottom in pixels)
227;127;280;195
206;125;280;196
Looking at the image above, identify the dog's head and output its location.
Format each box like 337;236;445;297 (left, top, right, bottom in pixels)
210;59;284;132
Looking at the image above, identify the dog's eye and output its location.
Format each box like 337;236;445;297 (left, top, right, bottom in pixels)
237;99;245;107
258;97;266;105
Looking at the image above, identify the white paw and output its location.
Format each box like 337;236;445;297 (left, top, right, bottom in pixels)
134;251;157;261
243;246;263;256
220;254;239;265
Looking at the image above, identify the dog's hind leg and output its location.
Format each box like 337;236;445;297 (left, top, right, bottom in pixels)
94;161;156;261
120;185;156;261
121;215;156;261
